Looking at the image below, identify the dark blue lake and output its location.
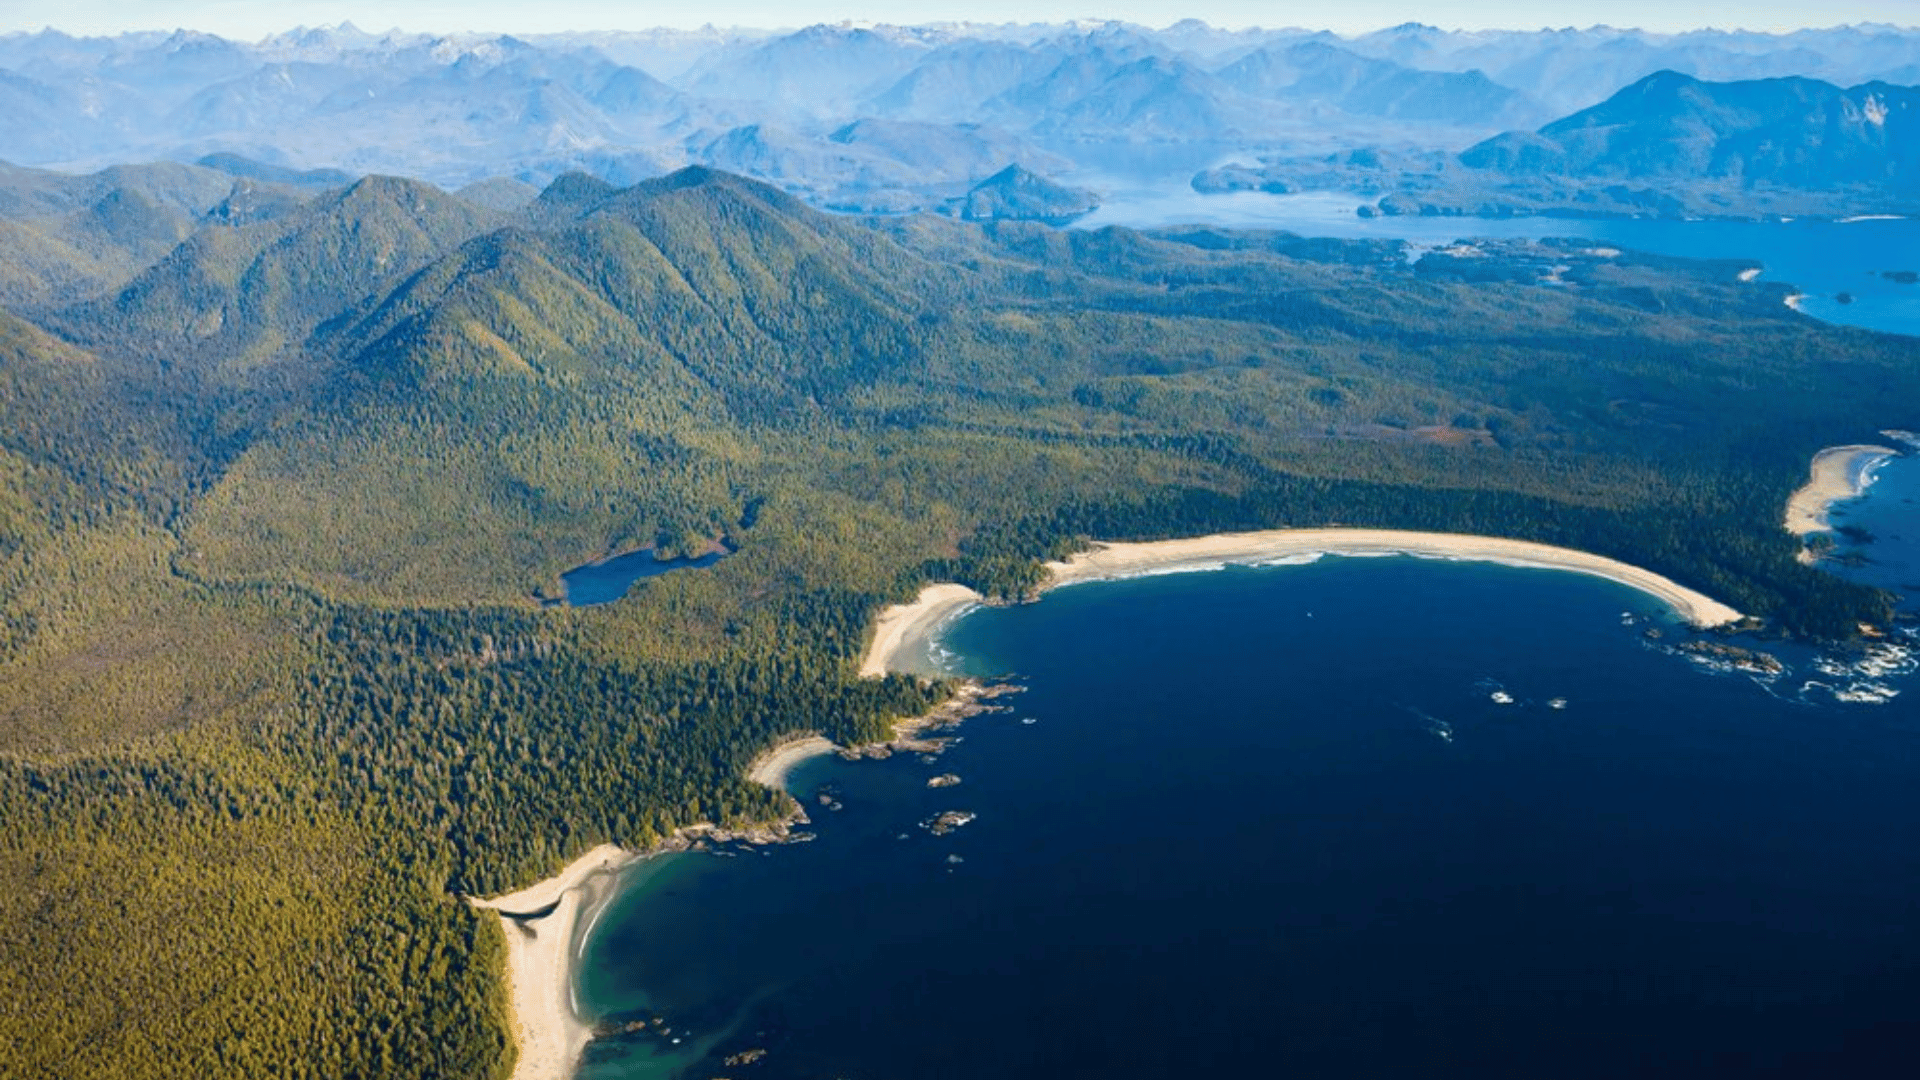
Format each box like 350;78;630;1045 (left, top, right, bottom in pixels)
574;555;1920;1079
561;548;730;606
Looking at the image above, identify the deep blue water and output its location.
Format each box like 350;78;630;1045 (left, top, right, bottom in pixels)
561;548;730;606
575;555;1920;1079
1075;190;1920;338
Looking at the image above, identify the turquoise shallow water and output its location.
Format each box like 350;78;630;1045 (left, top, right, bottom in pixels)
575;552;1920;1079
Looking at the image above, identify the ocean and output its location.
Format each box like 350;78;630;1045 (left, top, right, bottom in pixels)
574;552;1920;1079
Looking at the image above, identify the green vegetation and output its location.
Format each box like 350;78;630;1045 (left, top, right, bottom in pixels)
1;165;1913;1077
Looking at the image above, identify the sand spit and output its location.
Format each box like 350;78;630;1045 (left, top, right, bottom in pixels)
470;844;638;1080
1785;445;1897;543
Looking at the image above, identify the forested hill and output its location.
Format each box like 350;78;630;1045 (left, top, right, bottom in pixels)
1;163;1916;1079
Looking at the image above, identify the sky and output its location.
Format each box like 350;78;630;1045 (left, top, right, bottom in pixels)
7;1;1918;38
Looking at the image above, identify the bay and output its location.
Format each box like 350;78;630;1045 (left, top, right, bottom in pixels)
569;187;1920;1079
575;555;1920;1079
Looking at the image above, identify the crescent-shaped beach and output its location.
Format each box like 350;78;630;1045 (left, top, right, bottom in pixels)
862;528;1745;678
1784;444;1898;542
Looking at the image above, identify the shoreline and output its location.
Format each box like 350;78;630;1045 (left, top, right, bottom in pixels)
477;660;1006;1080
861;528;1748;677
1784;444;1898;548
491;526;1754;1076
745;682;1007;791
858;583;983;678
469;844;639;1080
469;814;810;1080
747;735;840;790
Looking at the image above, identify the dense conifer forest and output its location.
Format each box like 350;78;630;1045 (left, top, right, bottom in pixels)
0;162;1912;1077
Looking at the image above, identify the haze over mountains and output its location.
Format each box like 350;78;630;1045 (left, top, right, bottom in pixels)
4;19;1920;216
1199;68;1920;218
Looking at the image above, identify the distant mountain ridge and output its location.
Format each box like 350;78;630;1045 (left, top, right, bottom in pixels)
1196;69;1920;220
6;21;1918;215
1463;70;1919;187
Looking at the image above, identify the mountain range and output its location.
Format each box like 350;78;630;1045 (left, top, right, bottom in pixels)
4;21;1918;214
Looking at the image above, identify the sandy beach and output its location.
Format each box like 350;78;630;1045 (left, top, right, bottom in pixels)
748;735;840;789
1784;444;1897;539
858;583;984;677
1045;530;1744;627
469;844;638;1080
860;528;1745;677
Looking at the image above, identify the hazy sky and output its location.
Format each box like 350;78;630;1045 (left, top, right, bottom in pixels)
8;0;1918;38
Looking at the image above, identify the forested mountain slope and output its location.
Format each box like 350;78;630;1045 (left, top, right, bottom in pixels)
1;165;1915;1079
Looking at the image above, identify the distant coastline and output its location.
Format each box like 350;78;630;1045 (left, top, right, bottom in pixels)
1784;444;1898;553
862;528;1747;678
